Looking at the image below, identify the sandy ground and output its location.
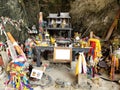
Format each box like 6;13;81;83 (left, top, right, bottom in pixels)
0;59;120;90
32;60;120;90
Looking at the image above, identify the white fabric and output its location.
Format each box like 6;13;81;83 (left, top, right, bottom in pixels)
78;52;87;74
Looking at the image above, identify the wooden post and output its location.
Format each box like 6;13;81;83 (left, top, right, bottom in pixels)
90;31;93;39
7;32;23;55
0;51;10;67
7;32;27;60
105;9;120;41
39;12;44;33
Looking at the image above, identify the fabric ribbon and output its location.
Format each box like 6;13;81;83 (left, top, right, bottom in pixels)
88;38;102;59
75;52;87;75
110;55;119;80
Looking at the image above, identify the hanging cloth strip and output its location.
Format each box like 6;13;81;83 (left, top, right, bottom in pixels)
88;38;102;59
89;41;96;59
110;55;119;80
75;52;87;76
89;56;95;77
88;38;102;77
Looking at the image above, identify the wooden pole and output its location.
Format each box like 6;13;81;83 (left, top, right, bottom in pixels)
7;32;27;60
105;9;120;41
90;31;93;39
39;12;43;33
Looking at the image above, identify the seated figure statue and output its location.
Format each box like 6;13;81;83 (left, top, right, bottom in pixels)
51;19;57;28
61;19;67;28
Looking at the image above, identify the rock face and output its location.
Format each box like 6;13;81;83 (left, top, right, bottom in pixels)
0;0;10;16
0;0;40;26
70;0;119;38
0;0;40;41
0;0;120;41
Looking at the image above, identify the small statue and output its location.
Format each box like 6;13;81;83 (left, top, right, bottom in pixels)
32;25;37;33
61;19;66;28
45;31;50;42
51;19;57;28
74;32;81;41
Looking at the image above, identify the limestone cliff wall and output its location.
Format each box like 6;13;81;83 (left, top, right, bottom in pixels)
70;0;119;38
0;0;120;41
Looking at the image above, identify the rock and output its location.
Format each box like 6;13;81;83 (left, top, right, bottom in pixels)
71;61;77;72
33;86;41;90
91;77;101;85
70;0;119;37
